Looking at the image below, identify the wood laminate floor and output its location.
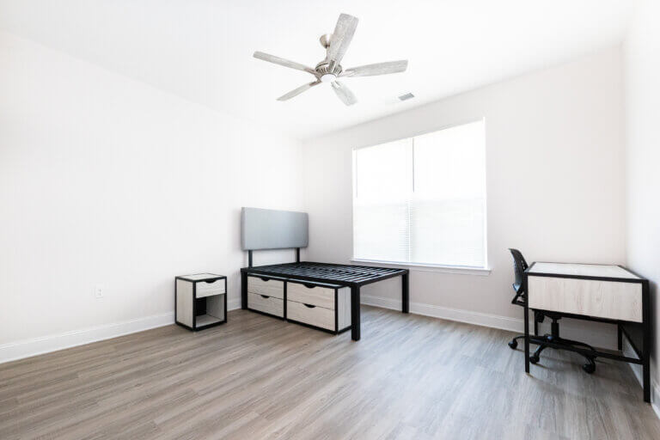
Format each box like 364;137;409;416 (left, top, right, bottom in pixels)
1;307;659;440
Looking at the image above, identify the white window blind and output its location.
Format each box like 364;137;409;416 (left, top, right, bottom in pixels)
353;119;487;268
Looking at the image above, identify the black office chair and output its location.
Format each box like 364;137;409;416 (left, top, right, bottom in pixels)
507;248;596;374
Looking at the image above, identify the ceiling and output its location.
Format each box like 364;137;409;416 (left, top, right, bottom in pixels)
0;0;633;140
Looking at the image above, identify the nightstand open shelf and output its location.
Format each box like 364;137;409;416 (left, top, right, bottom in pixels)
195;314;224;327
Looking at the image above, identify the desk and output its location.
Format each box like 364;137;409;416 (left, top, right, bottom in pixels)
523;262;651;402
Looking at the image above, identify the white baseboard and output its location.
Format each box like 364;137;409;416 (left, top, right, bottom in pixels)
228;297;242;312
629;368;660;420
0;312;174;364
3;296;657;421
362;294;659;421
0;297;244;365
360;294;522;332
624;339;660;420
361;294;614;348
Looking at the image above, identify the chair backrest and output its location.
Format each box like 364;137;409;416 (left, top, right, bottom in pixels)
508;248;528;294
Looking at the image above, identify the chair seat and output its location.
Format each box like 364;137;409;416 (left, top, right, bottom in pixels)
533;310;563;322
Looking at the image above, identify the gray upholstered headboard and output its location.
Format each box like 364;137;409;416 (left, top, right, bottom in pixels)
241;207;309;251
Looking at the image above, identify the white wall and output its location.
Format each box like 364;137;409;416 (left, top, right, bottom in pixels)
303;47;626;345
0;31;631;363
624;0;660;405
0;32;304;361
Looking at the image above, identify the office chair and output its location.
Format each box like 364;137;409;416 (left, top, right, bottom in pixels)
507;248;596;374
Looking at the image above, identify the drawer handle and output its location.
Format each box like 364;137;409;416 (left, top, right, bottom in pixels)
260;295;270;299
259;277;270;282
303;303;316;309
303;283;317;289
203;280;217;284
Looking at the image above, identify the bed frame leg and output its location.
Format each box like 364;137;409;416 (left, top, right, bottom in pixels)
642;281;651;403
241;272;248;310
351;286;361;341
402;272;409;314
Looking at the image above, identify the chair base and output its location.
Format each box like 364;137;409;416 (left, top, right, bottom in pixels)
508;334;597;374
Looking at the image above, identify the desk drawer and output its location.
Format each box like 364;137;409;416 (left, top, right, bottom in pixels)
528;276;643;323
248;276;284;299
287;282;336;310
287;300;335;331
196;279;226;298
248;293;284;318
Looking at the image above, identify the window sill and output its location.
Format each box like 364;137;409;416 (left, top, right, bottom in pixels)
350;259;491;276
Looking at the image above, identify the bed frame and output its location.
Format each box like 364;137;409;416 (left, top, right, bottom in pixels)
240;207;409;341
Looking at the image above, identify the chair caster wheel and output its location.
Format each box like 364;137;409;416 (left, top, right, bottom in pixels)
529;354;540;364
582;362;596;374
508;340;518;350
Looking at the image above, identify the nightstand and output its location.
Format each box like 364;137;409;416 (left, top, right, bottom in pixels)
175;273;227;331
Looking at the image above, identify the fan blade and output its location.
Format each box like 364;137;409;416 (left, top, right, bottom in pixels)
277;80;321;101
253;51;316;75
341;60;408;77
331;80;357;106
326;14;359;71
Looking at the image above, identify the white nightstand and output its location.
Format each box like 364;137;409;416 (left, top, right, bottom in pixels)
175;273;227;331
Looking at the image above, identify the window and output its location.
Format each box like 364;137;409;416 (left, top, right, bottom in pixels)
352;119;487;268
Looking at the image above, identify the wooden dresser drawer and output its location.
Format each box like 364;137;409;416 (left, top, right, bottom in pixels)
196;279;226;298
287;282;335;310
287;300;335;331
248;276;284;299
248;293;284;318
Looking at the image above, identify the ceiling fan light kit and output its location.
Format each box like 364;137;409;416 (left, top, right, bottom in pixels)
253;13;408;106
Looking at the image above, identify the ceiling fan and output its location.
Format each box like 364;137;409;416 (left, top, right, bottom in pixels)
253;13;408;106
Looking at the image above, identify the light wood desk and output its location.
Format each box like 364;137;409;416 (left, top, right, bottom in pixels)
523;262;651;402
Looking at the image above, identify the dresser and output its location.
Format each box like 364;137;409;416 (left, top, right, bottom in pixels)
246;275;351;334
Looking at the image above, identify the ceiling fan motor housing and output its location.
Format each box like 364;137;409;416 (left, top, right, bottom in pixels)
315;61;342;77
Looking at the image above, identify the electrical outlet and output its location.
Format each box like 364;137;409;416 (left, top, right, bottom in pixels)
94;284;104;299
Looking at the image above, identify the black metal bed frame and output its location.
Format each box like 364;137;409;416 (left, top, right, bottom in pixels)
522;262;652;403
241;249;409;341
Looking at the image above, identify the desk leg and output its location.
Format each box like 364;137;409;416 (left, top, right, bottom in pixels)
524;299;530;374
642;281;651;403
351;286;361;341
402;273;409;314
241;272;247;310
643;350;650;402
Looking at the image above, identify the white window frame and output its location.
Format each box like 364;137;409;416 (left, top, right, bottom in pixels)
351;118;489;275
